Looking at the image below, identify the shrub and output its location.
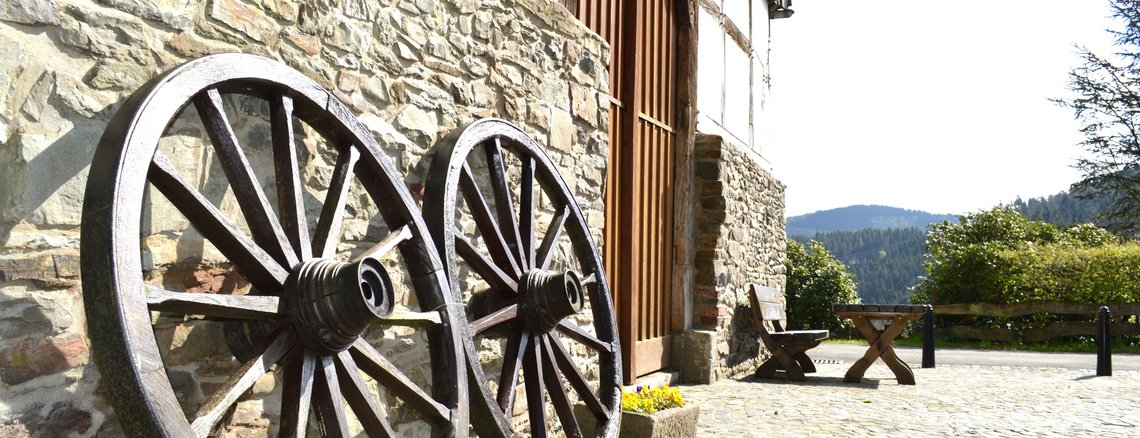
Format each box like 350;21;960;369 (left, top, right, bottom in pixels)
912;207;1140;341
912;207;1124;305
785;239;860;333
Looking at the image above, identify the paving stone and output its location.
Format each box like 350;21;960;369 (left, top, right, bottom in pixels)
680;361;1140;437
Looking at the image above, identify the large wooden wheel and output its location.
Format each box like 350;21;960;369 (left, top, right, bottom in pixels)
423;119;622;437
81;54;468;437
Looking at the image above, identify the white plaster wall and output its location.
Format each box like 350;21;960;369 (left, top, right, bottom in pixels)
723;0;750;33
697;7;724;125
695;0;773;165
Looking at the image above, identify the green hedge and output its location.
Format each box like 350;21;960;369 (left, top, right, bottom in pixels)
913;207;1132;305
997;242;1140;304
912;208;1140;342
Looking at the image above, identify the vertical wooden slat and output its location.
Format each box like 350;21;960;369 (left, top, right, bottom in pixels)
646;125;655;340
622;0;643;384
573;0;679;382
655;129;663;339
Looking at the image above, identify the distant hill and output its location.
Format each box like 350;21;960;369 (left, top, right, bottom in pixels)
791;228;926;304
1008;191;1112;230
787;205;957;236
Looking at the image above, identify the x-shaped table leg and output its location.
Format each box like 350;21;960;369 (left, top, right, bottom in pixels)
844;317;915;385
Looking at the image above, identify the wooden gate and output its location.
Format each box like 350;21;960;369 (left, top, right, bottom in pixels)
570;0;679;383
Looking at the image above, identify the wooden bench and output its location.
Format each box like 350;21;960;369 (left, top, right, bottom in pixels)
748;284;829;381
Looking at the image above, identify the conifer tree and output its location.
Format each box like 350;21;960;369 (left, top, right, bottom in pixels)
1059;0;1140;235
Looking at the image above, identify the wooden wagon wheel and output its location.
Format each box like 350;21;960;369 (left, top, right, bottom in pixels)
423;119;622;437
81;54;468;437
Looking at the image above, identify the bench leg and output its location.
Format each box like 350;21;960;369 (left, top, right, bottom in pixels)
754;349;806;380
793;352;816;374
775;349;805;380
754;357;780;378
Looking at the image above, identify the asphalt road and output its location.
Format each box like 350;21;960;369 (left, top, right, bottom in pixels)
813;342;1140;372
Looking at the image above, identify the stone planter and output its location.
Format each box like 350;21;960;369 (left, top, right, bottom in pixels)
577;404;700;438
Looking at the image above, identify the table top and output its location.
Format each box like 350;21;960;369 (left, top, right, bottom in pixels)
836;311;924;320
834;303;929;314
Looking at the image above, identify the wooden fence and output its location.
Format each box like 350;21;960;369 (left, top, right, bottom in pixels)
933;301;1140;343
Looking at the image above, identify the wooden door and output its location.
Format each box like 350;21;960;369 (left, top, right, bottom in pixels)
570;0;678;383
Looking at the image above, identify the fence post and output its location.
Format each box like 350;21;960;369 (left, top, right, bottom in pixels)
922;304;935;368
1097;306;1112;376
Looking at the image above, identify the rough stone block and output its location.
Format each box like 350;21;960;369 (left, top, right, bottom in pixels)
694;161;720;180
569;85;597;127
0;333;88;385
0;0;60;26
96;0;195;30
670;330;715;385
209;0;281;43
549;108;574;153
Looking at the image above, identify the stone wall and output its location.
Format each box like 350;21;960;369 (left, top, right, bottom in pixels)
0;0;609;435
688;133;785;381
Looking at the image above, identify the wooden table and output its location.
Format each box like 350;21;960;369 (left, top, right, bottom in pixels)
834;304;926;385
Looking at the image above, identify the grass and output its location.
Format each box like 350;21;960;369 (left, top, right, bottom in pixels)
826;336;1140;355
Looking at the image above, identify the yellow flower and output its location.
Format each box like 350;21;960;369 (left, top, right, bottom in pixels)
620;385;685;414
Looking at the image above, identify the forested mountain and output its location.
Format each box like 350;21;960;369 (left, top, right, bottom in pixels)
787;205;956;236
791;228;926;304
1007;191;1113;230
788;193;1115;305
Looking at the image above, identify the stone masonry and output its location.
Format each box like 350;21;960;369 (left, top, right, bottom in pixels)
675;133;786;383
0;0;609;435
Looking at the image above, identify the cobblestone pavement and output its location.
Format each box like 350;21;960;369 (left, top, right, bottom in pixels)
680;361;1140;437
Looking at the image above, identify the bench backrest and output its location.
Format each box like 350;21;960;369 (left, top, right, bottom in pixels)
748;284;787;338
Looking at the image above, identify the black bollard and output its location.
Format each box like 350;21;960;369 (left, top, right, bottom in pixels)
1097;306;1112;376
922;304;935;368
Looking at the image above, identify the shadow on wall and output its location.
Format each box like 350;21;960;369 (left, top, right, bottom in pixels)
724;303;762;373
0;75;122;433
1;120;106;240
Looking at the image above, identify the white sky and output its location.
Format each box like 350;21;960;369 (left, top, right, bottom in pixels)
766;0;1120;217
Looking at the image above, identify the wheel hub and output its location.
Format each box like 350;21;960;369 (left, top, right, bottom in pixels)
288;257;395;353
519;270;584;332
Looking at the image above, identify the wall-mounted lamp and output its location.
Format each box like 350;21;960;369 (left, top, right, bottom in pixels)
770;0;794;19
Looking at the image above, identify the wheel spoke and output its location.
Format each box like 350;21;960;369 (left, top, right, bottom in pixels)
148;152;288;292
336;350;396;437
540;335;582;438
279;347;316;438
378;305;443;328
459;164;522;279
270;94;312;261
496;330;528;414
522;334;547;437
519;155;536;269
189;330;293;437
556;320;613;354
470;304;518;336
355;224;413;262
193;88;298;269
312;145;361;259
313;355;351;437
349;339;451;424
580;272;597;287
455;232;519;295
144;285;283;319
536;205;568;270
549;334;610;421
484;139;527;269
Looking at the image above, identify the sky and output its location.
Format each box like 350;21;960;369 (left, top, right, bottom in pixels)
766;0;1120;217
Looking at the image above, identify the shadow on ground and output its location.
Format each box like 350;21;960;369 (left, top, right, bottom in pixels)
733;373;882;389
